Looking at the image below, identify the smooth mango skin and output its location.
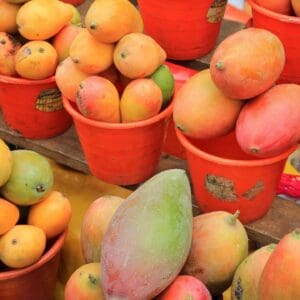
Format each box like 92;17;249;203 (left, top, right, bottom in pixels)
210;28;285;99
182;211;249;296
231;244;276;300
16;0;73;40
101;169;193;299
236;84;300;158
258;229;300;300
1;150;53;206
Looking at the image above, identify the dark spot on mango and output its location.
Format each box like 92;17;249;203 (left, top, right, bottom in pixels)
234;277;243;300
79;83;84;89
72;57;79;64
88;273;98;285
89;22;97;30
35;184;45;193
0;39;6;45
11;239;18;245
38;47;45;53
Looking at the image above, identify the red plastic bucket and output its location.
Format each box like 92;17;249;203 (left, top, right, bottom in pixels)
248;0;300;84
0;75;72;139
176;129;297;223
0;230;67;300
63;97;173;185
137;0;227;60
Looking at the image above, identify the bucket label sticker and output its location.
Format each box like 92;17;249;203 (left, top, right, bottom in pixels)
242;180;265;200
207;0;227;23
205;174;238;201
36;88;63;112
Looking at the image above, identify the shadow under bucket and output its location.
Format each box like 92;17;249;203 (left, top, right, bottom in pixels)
176;129;297;223
137;0;227;60
0;230;67;300
248;0;300;84
63;97;173;186
0;75;72;139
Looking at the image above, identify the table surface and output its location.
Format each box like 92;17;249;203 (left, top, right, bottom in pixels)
1;1;299;247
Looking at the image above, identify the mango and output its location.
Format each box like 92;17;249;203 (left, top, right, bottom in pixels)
231;244;276;300
113;32;166;79
0;0;20;33
236;84;300;158
258;229;300;299
182;211;249;296
210;28;285;99
64;263;104;300
120;78;163;123
70;29;114;74
0;32;21;76
16;0;73;40
101;169;193;299
1;150;53;206
80;195;124;263
0;139;13;187
85;0;143;44
173;69;243;139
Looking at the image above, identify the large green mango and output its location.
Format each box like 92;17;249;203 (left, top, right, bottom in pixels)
1;150;53;205
101;169;193;299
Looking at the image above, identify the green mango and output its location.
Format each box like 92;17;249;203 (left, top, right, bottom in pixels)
1;150;53;205
101;169;193;299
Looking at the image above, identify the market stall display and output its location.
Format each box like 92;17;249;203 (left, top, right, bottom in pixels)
0;0;299;299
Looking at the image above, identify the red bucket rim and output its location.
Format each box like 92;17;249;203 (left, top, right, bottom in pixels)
248;0;300;24
0;229;67;280
176;128;298;167
63;96;174;129
0;74;56;85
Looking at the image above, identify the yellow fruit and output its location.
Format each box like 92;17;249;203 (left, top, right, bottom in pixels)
28;190;72;239
85;0;143;44
0;198;19;235
16;0;73;40
0;139;13;187
0;225;46;268
0;0;20;33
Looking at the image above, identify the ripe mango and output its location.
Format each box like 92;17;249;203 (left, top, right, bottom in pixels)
101;169;193;299
16;0;73;40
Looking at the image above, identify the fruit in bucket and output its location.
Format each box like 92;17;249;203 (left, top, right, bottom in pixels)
0;32;21;76
1;150;53;206
101;169;193;299
120;78;163;123
16;0;73;40
0;139;13;187
85;0;143;44
182;211;249;296
292;0;300;16
173;69;243;139
0;224;46;268
0;198;19;235
149;64;175;108
236;84;300;158
52;24;82;62
70;29;114;74
255;0;292;15
64;262;104;299
0;0;20;34
66;3;82;26
61;0;85;6
55;57;88;102
15;40;58;80
210;28;285;99
76;76;121;122
113;32;167;79
160;275;212;300
81;195;124;263
28;190;72;239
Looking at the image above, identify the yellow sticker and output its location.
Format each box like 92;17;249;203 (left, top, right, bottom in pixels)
36;88;63;112
207;0;227;23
